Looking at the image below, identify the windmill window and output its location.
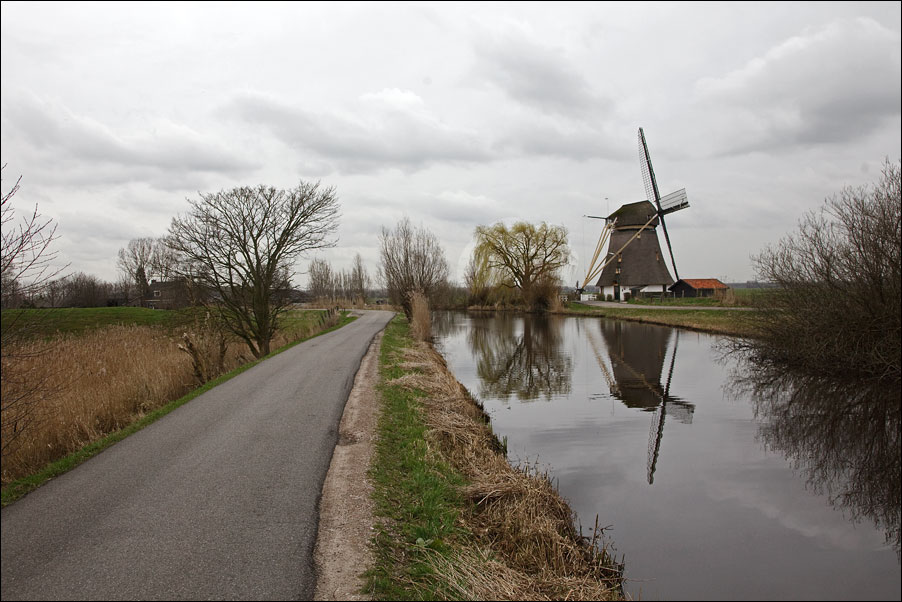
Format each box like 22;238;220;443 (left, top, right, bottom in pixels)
154;290;161;297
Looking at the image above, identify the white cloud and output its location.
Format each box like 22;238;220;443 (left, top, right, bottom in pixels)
695;17;902;154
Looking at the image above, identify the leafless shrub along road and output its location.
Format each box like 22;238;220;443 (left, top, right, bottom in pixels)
1;310;394;601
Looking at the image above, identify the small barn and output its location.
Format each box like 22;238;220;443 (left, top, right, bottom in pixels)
669;278;729;298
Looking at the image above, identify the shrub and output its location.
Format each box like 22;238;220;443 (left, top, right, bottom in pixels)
747;159;900;380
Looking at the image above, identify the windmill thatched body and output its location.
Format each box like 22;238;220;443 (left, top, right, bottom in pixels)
595;200;674;301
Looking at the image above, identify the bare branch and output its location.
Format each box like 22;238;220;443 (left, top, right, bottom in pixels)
378;217;449;318
168;181;340;358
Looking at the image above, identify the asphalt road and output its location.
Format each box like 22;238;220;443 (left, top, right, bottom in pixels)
1;309;395;601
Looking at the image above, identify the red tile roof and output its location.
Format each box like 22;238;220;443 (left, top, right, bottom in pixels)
680;278;729;289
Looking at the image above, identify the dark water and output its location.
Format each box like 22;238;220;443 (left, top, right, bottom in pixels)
432;311;901;601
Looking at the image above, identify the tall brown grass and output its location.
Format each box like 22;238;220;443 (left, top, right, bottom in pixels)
1;311;340;485
713;287;737;306
408;290;431;342
389;341;623;600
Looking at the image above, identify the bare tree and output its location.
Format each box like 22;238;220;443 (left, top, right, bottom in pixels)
117;237;154;299
61;272;112;307
167;182;340;358
150;240;179;281
473;221;570;310
746;158;901;381
350;253;371;303
1;168;64;308
117;237;179;304
307;257;334;301
378;217;449;318
1;168;66;457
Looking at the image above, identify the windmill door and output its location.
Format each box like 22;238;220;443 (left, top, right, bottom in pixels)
614;285;621;301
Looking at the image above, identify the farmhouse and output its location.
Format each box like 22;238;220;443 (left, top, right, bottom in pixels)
145;279;190;309
669;278;729;298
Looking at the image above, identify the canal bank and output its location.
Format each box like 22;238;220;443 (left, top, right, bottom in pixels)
364;315;624;600
558;301;760;338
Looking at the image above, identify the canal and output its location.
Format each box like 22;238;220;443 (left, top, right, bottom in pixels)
432;311;901;600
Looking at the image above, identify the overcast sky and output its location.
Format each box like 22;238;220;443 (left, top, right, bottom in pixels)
2;1;900;287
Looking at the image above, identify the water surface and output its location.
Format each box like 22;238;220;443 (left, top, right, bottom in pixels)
433;311;900;601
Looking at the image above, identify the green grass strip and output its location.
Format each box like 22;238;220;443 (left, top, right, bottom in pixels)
366;315;469;601
1;311;357;507
561;302;760;338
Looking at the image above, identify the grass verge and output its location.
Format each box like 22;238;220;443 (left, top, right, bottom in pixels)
367;315;623;600
0;311;357;507
368;316;466;600
560;302;760;338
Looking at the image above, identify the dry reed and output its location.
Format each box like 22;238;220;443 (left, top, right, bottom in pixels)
409;291;432;342
389;342;623;600
1;325;196;482
1;311;340;485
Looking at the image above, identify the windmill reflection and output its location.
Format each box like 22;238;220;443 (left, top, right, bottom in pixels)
729;366;901;558
589;321;695;484
468;313;572;401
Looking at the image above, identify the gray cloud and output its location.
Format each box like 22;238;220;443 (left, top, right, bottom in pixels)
472;26;611;119
2;93;254;190
494;118;623;161
222;90;492;174
695;17;901;154
425;189;505;225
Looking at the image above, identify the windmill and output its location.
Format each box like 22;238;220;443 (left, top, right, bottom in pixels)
581;128;689;300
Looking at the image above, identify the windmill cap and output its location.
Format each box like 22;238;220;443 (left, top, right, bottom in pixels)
607;200;659;227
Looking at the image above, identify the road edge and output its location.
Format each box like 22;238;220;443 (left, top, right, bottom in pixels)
313;330;382;601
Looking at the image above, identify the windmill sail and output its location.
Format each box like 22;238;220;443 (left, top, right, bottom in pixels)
658;188;689;215
639;127;687;281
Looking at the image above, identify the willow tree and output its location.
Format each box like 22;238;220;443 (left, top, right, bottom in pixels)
473;221;570;310
168;181;340;358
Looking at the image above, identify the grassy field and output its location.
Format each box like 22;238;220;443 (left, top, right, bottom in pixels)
561;302;760;338
1;306;332;339
0;306;202;339
622;287;775;308
367;315;623;600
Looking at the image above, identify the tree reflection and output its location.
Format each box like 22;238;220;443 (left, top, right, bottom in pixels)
468;313;571;401
431;309;465;339
730;365;901;558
